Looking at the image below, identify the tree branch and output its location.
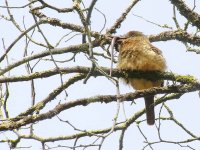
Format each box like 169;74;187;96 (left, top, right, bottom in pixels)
169;0;200;29
107;0;141;34
149;30;200;46
0;66;198;85
0;84;199;131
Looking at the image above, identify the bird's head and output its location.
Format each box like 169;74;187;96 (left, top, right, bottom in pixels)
123;31;144;38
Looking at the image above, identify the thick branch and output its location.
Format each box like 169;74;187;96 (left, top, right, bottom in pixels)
0;84;199;131
1;30;200;77
169;0;200;29
149;30;200;46
17;94;182;143
0;66;198;85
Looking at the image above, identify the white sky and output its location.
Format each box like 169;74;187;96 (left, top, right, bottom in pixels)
0;0;200;149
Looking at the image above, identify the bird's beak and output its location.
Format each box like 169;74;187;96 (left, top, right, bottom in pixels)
116;36;127;42
106;35;127;43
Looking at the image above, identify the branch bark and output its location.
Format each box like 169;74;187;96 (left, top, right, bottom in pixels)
169;0;200;29
0;84;199;131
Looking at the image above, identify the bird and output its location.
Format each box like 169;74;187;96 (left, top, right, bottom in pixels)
117;31;167;125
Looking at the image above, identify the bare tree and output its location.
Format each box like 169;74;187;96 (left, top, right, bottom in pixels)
0;0;200;149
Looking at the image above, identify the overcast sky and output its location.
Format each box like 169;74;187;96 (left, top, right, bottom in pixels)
0;0;200;149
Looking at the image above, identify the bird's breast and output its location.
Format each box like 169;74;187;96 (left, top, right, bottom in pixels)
118;40;166;72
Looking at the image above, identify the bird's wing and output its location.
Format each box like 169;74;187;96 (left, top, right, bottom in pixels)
150;44;163;55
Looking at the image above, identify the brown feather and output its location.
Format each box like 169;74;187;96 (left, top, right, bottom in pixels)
117;31;167;125
144;95;155;125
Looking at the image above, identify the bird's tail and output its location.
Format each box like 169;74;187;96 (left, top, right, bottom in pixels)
144;95;155;125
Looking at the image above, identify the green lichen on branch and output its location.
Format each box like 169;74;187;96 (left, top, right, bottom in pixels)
117;69;199;85
174;74;198;84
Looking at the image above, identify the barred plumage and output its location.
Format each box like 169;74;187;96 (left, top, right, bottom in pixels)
117;31;167;125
